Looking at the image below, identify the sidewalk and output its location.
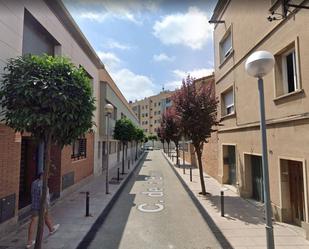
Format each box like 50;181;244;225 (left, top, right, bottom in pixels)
163;151;309;249
0;153;145;249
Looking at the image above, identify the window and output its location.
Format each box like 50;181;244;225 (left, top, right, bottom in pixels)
145;113;148;117
282;48;298;94
222;89;234;116
158;102;161;106
154;103;157;107
71;138;87;159
220;30;232;63
275;44;300;97
146;105;148;109
154;111;157;115
158;111;161;114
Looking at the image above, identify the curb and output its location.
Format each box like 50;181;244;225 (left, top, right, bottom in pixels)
161;151;234;249
76;152;147;249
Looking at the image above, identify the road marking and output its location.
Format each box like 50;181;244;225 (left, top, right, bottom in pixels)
137;203;164;213
138;171;165;213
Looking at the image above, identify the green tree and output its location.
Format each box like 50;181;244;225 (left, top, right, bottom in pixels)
173;75;218;195
0;54;95;249
133;127;144;160
113;117;135;174
148;134;157;147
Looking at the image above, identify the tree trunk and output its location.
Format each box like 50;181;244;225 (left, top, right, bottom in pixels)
122;142;125;174
34;134;51;249
152;140;154;147
175;141;179;166
162;141;165;152
167;142;170;157
135;141;138;160
195;145;206;195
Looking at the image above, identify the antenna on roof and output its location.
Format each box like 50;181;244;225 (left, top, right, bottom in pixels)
162;85;165;92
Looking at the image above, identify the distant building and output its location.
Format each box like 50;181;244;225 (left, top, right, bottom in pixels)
211;0;309;235
130;90;174;135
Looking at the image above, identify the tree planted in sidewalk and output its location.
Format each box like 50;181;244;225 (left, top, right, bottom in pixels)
160;113;171;157
114;117;135;174
162;107;182;165
172;75;218;195
157;126;166;152
0;54;95;249
133;127;145;160
148;134;157;147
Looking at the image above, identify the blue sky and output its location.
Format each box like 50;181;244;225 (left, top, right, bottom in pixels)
64;0;217;102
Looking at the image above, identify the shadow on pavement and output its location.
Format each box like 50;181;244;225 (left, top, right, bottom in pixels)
205;195;265;225
76;155;146;249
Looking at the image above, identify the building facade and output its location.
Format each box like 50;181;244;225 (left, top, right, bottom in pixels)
0;0;139;235
130;90;173;135
211;0;309;234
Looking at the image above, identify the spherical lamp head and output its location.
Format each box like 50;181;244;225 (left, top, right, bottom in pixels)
104;103;114;115
245;51;275;78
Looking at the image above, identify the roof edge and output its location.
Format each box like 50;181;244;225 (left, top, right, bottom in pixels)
44;0;104;69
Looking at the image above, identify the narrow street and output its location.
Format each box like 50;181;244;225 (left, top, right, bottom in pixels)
86;150;221;249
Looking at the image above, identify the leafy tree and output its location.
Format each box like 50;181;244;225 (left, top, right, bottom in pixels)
172;75;218;195
162;107;182;165
133;126;144;160
157;126;165;152
114;117;135;174
0;54;95;249
148;134;157;147
161;113;171;157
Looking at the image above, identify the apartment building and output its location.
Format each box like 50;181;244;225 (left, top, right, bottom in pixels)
210;0;309;234
130;90;173;135
0;0;139;235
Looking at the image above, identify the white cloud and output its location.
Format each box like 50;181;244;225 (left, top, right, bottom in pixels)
103;39;133;50
164;68;214;90
153;53;174;62
97;51;121;71
111;68;156;101
173;68;213;79
153;7;212;50
72;0;161;25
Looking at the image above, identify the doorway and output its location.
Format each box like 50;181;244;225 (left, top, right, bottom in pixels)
223;145;236;186
251;155;264;202
18;138;38;209
288;161;305;225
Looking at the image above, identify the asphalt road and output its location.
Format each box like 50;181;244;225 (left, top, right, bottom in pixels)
87;150;221;249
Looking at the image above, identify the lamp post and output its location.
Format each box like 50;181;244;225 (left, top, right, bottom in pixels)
245;51;275;249
104;103;114;194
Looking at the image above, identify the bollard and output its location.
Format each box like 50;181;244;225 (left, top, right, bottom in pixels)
183;165;185;174
86;192;90;217
117;168;120;182
221;191;224;217
190;167;192;182
128;159;130;170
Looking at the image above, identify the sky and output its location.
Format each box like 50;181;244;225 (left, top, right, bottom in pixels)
63;0;217;102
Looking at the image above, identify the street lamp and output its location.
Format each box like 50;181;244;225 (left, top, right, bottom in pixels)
104;103;114;194
245;51;275;249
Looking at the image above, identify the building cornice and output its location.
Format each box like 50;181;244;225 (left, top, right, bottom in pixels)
218;112;309;133
44;0;104;69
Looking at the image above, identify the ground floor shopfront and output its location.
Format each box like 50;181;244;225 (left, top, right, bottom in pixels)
0;124;94;236
217;118;309;236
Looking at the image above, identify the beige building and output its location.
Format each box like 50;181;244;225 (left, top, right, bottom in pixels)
130;90;173;135
210;0;309;235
